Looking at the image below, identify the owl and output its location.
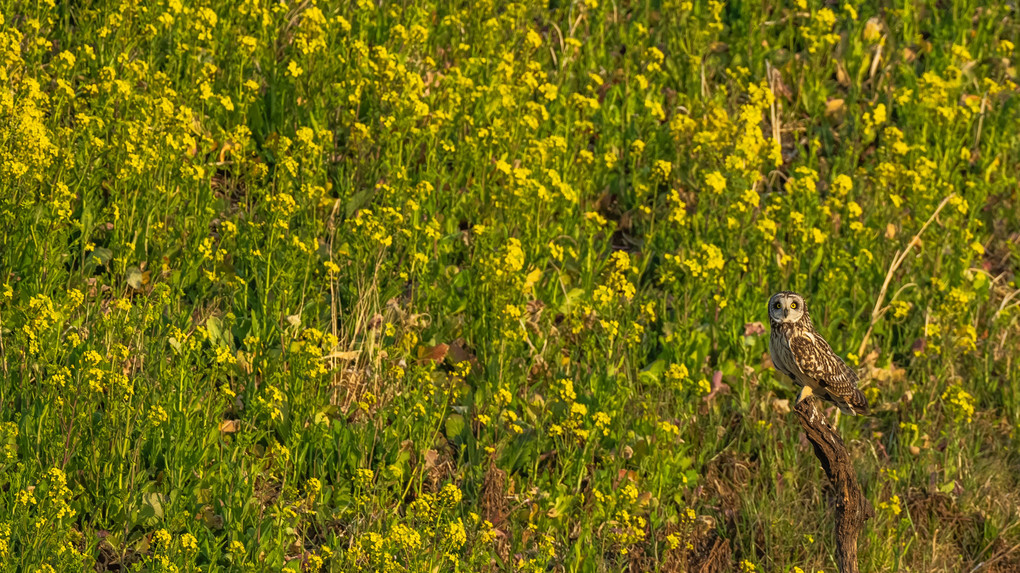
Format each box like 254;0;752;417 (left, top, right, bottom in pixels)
767;291;869;416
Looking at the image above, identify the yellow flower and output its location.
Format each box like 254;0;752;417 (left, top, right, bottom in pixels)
666;533;681;550
439;483;463;506
704;171;726;194
653;160;672;179
391;523;421;552
951;43;973;61
890;300;912;319
446;518;467;549
603;149;618;169
878;494;903;516
658;420;679;436
697;379;711;395
941;384;975;423
666;363;689;388
526;29;542;48
502;238;525;274
756;217;777;241
832;174;853;196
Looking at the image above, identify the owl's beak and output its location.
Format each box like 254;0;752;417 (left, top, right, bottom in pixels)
783;308;789;319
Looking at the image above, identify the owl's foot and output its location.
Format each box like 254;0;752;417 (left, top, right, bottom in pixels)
795;385;814;404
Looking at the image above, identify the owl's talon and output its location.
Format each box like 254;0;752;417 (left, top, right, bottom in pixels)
796;385;813;404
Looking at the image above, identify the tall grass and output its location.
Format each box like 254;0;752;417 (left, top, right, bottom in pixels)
0;0;1017;571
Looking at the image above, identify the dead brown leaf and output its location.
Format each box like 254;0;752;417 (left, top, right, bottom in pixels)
419;343;449;364
743;322;765;336
423;449;439;470
836;60;850;87
825;98;846;120
322;350;361;361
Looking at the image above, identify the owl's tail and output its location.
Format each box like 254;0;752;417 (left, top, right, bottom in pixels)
837;387;871;416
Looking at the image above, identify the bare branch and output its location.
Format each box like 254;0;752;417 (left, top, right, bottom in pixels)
795;398;874;573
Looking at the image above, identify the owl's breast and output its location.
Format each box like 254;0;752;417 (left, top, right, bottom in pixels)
769;327;809;387
768;329;791;371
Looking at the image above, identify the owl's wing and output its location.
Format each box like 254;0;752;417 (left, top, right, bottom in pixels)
789;333;869;415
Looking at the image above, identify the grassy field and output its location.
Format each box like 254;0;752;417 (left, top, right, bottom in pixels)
1;0;1019;571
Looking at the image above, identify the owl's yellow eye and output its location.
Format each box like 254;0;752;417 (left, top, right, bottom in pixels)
774;302;781;310
790;302;798;309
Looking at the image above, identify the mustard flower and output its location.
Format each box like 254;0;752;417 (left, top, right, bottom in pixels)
704;171;726;194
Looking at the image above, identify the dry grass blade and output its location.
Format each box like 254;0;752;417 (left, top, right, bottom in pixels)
857;194;955;357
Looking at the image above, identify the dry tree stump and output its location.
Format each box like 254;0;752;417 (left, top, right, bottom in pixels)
794;397;874;573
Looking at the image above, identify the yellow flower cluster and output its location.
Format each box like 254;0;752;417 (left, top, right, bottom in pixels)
941;383;975;424
593;251;637;308
877;494;902;517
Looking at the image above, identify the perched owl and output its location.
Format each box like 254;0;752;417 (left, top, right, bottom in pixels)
767;291;869;415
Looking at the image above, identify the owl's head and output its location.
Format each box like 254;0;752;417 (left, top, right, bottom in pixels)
768;291;807;324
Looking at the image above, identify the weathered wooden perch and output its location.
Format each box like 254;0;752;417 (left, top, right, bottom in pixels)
795;397;874;573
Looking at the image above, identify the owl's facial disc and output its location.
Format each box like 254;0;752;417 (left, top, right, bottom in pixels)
769;292;806;323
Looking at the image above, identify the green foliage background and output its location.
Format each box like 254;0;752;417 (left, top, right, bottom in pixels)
0;0;1018;571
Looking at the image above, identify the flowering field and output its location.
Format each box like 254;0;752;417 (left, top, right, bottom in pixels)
1;0;1019;571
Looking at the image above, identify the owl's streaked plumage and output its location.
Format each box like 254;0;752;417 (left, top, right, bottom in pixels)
767;291;869;416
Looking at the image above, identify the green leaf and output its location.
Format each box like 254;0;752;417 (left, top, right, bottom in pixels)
809;246;825;275
90;246;113;265
445;413;466;440
345;187;376;217
560;288;587;312
126;265;146;289
141;492;166;525
638;359;667;386
547;494;573;519
206;316;223;347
